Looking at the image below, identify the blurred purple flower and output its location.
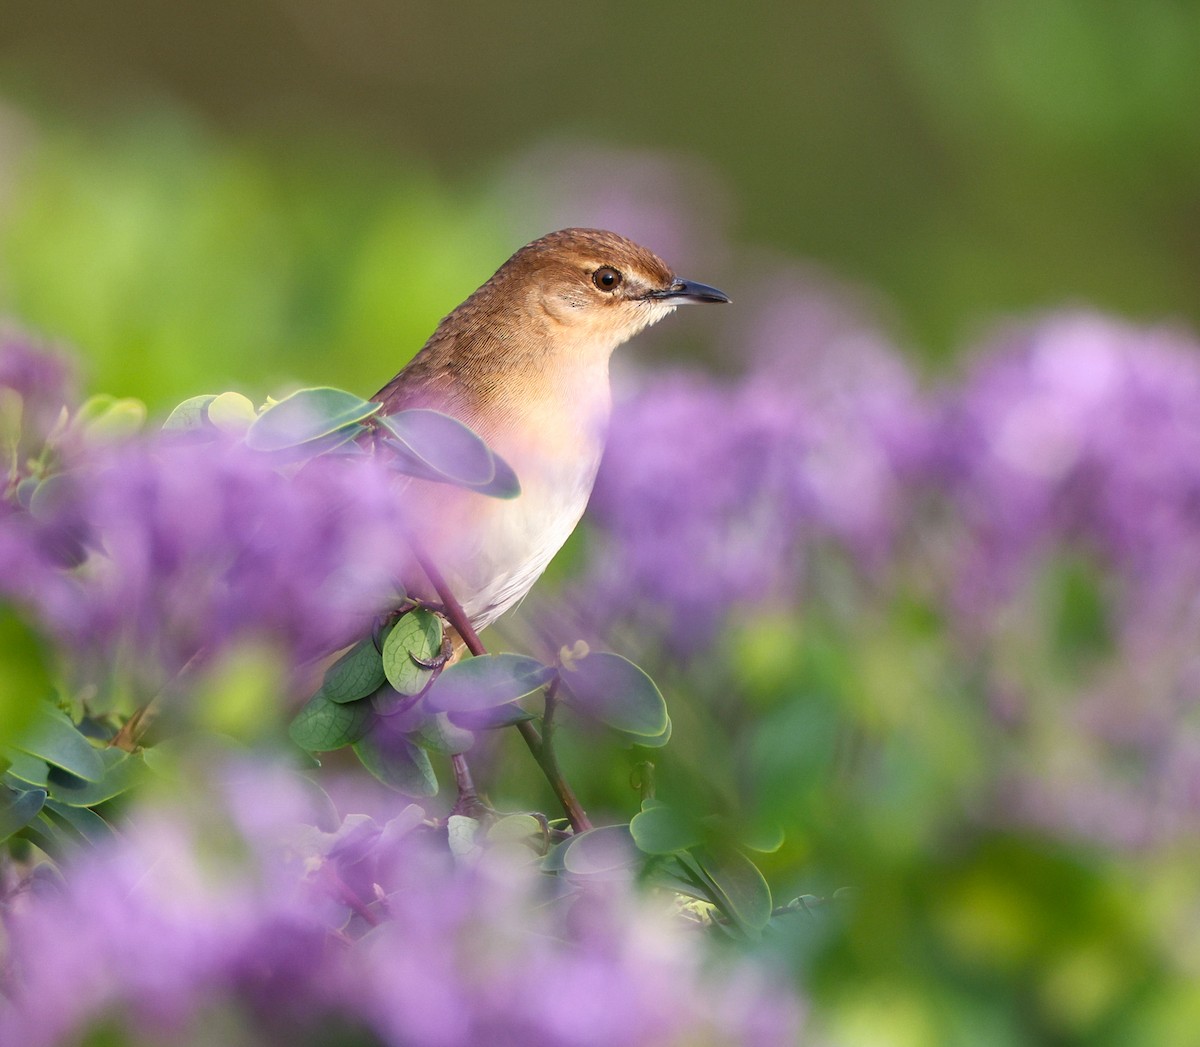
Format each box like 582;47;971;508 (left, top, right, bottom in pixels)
579;273;929;649
69;437;412;682
938;311;1200;630
0;328;75;449
936;313;1200;848
2;761;804;1047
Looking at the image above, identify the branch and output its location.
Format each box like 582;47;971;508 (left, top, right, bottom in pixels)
407;539;592;833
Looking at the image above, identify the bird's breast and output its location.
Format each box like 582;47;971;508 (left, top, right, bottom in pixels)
400;371;611;629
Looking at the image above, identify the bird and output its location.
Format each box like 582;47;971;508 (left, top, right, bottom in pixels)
371;228;729;632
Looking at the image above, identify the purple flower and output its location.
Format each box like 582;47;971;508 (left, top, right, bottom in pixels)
1;429;421;694
2;761;805;1046
938;311;1200;633
0;329;76;450
577;273;929;650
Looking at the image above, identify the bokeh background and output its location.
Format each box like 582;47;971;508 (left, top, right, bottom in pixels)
4;0;1200;399
4;3;1200;1044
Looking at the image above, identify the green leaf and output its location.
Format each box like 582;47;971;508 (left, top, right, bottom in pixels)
447;814;481;858
379;409;496;487
0;785;46;842
446;702;537;730
560;652;669;738
44;748;145;807
162;394;218;432
288;691;373;752
560;824;637;875
244;388;381;452
323;639;388;704
3;749;49;788
80;397;146;442
413;713;474;755
352;731;438;796
634;716;672;750
424;653;554;713
630;801;701;855
486;813;545;845
206;391;258;435
43;799;117;844
381;610;443;696
686;846;773;937
13;706;105;782
27;473;74;522
475;455;521;499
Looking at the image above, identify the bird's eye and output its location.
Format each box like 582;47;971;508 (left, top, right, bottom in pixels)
592;266;623;292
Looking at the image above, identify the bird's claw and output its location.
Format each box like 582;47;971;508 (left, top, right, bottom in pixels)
410;632;455;672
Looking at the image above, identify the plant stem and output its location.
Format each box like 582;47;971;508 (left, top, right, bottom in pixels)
408;541;592;833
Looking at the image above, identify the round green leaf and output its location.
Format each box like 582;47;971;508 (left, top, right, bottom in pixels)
14;706;105;782
381;610;443;696
474;454;521;499
81;398;146;442
446;702;537;730
447;813;481;857
379;409;496;487
42;800;118;844
630;801;701;855
353;732;438;797
0;785;47;842
323;639;388;704
3;750;49;788
560;824;637;875
413;712;474;755
486;813;544;845
288;691;373;752
689;846;773;936
162;394;218;432
424;653;555;713
45;748;146;807
559;652;668;738
245;388;381;452
206;391;258;435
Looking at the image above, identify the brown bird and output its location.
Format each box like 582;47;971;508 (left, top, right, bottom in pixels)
374;228;729;631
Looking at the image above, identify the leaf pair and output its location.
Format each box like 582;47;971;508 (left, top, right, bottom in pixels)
630;799;774;937
424;650;670;744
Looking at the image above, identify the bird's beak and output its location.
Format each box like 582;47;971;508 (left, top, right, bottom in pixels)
644;278;731;305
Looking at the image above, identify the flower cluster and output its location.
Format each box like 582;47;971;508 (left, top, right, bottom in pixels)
2;761;803;1047
1;337;418;695
583;273;929;649
938;311;1200;636
578;305;1200;849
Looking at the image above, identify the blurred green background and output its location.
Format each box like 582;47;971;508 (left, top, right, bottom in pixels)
3;0;1199;405
4;4;1200;1044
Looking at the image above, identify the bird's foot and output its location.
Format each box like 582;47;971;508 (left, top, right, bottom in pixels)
409;631;455;672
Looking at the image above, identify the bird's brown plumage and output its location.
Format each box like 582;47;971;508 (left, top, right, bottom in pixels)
373;228;724;629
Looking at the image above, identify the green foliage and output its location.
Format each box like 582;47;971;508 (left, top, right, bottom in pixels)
378;409;520;498
380;610;443;696
0;121;510;409
288;690;373;752
424;653;554;713
559;651;670;742
10;706;105;782
244;387;381;452
322;639;388;705
0;784;46;842
352;732;438;796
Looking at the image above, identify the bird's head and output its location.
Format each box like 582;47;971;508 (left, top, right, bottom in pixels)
491;228;730;353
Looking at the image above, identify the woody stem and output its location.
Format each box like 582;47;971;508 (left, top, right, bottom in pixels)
409;542;591;833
